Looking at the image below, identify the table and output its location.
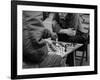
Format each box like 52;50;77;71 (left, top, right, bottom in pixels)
47;40;83;66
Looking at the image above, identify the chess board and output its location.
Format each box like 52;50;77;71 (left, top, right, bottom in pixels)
47;41;83;57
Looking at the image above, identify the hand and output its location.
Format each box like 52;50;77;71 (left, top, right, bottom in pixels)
44;38;52;44
42;29;51;39
51;32;58;41
45;38;57;52
60;28;76;36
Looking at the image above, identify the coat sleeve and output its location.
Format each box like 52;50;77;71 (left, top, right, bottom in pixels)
24;18;52;49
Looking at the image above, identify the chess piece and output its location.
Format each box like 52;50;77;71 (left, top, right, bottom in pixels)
64;44;67;52
55;38;59;46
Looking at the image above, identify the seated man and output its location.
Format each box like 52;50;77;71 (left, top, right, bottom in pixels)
23;11;66;68
52;13;89;66
52;12;89;44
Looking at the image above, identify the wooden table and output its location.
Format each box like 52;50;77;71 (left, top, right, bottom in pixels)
47;41;83;66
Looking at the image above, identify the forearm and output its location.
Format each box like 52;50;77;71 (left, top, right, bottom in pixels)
58;29;76;36
58;29;68;34
37;39;47;45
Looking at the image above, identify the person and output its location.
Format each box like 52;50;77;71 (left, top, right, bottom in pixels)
52;12;89;66
23;11;66;68
52;12;89;43
52;13;77;42
43;12;58;41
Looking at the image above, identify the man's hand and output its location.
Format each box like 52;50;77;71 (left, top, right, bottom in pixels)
45;38;57;52
59;28;76;36
51;32;58;41
42;29;51;39
44;38;53;44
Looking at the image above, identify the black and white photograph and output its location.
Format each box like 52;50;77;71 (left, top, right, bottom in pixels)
11;1;97;79
23;11;90;68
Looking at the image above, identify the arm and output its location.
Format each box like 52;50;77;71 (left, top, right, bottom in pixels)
58;28;76;36
26;18;52;48
52;20;76;36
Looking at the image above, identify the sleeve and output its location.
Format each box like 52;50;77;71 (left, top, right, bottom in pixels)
52;20;61;33
28;19;45;46
73;13;80;30
27;18;52;48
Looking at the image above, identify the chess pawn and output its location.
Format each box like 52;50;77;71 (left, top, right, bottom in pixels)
55;38;59;46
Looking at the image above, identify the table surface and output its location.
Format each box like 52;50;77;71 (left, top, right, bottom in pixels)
47;41;83;58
